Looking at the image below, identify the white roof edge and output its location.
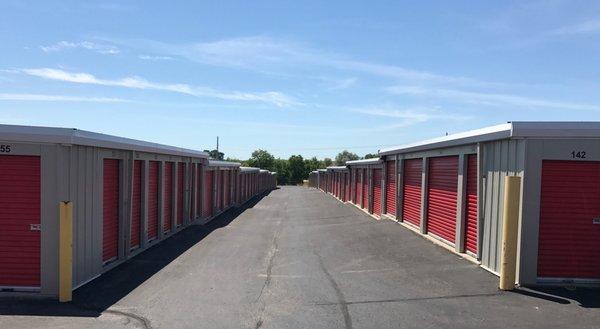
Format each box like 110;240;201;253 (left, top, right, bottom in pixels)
208;159;241;167
317;169;328;172
326;166;348;170
380;122;600;156
240;166;260;172
379;123;512;155
346;158;382;165
0;124;209;158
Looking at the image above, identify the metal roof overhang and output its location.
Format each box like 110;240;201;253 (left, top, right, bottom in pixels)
0;124;209;158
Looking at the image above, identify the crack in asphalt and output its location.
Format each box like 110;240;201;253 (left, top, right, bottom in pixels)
103;309;153;329
254;207;284;329
313;292;503;306
315;252;353;329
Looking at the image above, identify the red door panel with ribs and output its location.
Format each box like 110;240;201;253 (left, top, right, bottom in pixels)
465;155;478;254
103;159;120;263
385;161;396;216
403;159;422;227
224;170;230;208
177;163;184;227
0;155;41;287
130;160;142;249
203;171;213;217
426;156;458;244
373;169;382;215
163;162;173;233
354;169;360;204
148;161;159;240
362;169;368;209
538;160;600;279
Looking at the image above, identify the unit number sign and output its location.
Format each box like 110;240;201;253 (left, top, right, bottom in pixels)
571;151;586;159
0;144;11;153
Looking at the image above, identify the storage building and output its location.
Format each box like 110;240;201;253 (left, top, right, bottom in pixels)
378;122;600;285
346;158;384;217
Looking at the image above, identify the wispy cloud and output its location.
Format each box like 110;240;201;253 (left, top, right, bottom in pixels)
21;68;298;107
552;18;600;35
109;36;501;88
386;85;600;111
351;106;472;129
138;54;174;61
0;93;128;103
40;41;120;55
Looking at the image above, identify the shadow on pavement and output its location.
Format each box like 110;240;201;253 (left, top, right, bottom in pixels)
512;286;600;308
0;192;271;318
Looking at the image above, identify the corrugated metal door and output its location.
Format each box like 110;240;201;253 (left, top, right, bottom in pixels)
345;173;350;202
538;160;600;280
163;162;173;233
216;170;222;211
195;164;201;217
403;159;422;227
103;159;120;263
426;156;458;244
0;155;40;287
224;170;230;208
373;169;382;215
385;161;396;216
203;170;213;217
131;160;142;250
148;161;159;241
362;169;368;209
354;169;360;204
465;155;478;254
177;163;184;227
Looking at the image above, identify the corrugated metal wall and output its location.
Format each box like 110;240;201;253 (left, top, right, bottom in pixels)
480;139;525;273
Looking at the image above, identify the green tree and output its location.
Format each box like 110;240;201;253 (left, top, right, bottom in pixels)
335;150;359;165
322;157;333;167
288;155;306;185
363;153;378;159
204;149;224;160
273;158;290;185
304;156;321;173
247;149;275;171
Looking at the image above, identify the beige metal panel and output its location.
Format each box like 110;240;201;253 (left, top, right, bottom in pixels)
480;139;525;274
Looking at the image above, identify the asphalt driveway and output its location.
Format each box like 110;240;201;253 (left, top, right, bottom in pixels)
1;186;598;329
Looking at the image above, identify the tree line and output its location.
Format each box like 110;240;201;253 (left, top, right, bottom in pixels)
205;149;378;185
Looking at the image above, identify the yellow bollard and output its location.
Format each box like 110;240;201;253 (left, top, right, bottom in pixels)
59;201;73;302
499;176;521;290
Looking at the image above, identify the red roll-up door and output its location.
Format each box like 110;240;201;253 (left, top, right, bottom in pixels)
426;156;458;244
465;155;478;254
0;155;40;287
203;170;213;217
385;161;396;216
217;170;223;211
163;162;173;233
345;173;350;202
195;165;201;218
224;171;230;208
373;169;382;215
148;161;159;241
103;159;120;263
177;163;184;227
403;158;422;227
538;160;600;280
354;169;359;204
362;169;368;209
131;160;142;249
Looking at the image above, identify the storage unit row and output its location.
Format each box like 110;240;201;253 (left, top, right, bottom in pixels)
0;124;275;297
315;122;600;286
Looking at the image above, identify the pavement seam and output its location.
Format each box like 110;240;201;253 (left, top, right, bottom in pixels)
315;252;353;329
313;292;504;306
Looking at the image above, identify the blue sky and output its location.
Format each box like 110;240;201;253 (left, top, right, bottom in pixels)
1;1;600;159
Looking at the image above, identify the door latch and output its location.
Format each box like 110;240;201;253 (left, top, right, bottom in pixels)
592;217;600;225
30;224;41;231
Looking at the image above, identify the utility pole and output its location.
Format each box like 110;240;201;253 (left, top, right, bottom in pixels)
216;136;219;152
